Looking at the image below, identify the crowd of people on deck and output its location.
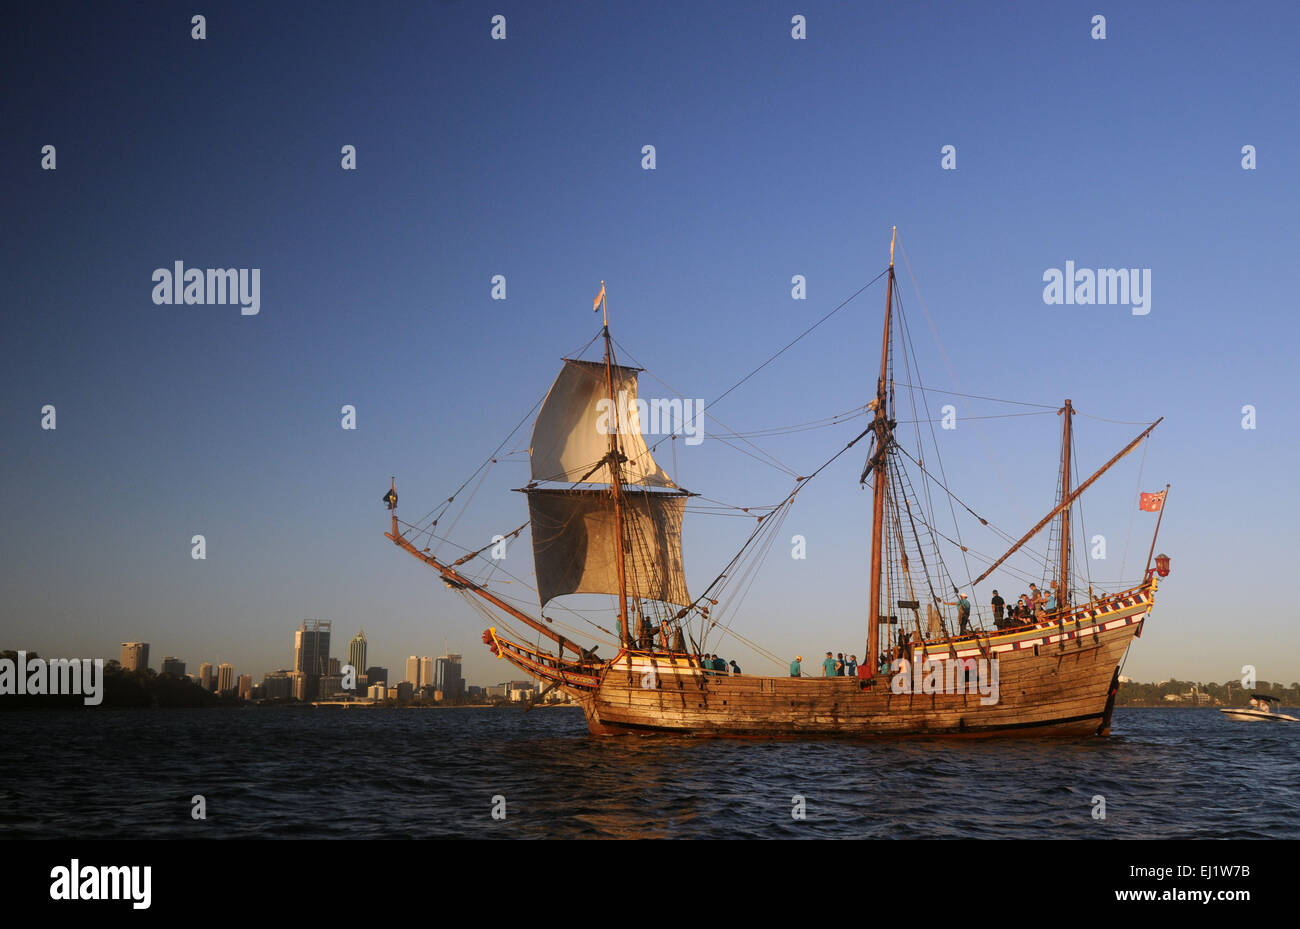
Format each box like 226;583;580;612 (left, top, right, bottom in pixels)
992;580;1061;629
698;581;1068;682
697;654;741;675
784;652;871;678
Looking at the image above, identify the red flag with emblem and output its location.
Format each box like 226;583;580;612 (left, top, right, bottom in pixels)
1139;490;1166;512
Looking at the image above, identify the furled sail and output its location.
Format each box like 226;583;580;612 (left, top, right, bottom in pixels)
530;359;676;487
527;487;690;607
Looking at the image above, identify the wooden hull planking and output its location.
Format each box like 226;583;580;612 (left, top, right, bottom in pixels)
492;584;1155;738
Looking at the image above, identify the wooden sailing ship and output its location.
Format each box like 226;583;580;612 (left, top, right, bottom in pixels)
385;231;1172;737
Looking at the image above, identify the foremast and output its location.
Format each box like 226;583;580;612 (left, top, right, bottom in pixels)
598;283;633;648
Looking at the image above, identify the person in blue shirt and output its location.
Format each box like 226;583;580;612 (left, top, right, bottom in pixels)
945;593;972;634
846;655;858;677
789;656;802;677
822;652;837;677
729;660;741;676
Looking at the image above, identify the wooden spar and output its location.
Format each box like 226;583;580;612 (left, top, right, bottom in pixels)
601;290;631;648
1144;483;1171;575
866;227;897;676
1058;399;1074;606
385;511;584;659
973;417;1163;587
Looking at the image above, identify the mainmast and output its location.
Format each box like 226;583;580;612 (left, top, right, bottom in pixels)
599;283;632;648
1058;399;1074;606
866;228;897;676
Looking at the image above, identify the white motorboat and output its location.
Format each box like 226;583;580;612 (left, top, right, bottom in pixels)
1220;694;1298;722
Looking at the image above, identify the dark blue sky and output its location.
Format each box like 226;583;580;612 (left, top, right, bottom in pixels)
3;1;1297;685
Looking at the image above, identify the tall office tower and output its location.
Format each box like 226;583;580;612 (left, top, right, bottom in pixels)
365;666;388;687
419;656;434;690
200;662;215;691
348;630;367;674
161;657;186;677
120;642;150;672
217;663;234;694
406;656;420;687
435;654;465;699
293;620;332;700
237;674;252;700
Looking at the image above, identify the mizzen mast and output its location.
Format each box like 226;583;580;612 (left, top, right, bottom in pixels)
1058;399;1074;607
973;417;1162;587
866;228;897;676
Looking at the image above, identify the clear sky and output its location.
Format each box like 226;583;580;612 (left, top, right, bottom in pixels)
3;1;1297;688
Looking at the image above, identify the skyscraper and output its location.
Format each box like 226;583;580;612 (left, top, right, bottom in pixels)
419;656;434;690
435;654;464;699
293;620;332;700
200;662;214;691
120;642;149;672
237;674;252;700
217;663;234;694
348;630;367;675
161;657;186;677
365;666;388;687
406;655;420;687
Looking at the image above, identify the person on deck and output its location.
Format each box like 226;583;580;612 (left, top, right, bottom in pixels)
1043;584;1058;614
991;590;1005;625
822;652;837;677
836;653;846;676
846;655;858;677
790;656;803;677
945;593;972;634
729;660;742;676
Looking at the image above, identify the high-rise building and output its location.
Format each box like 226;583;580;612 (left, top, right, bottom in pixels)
348;630;367;676
289;671;308;701
365;666;388;687
237;674;252;700
435;654;464;699
406;656;420;686
217;663;234;694
161;657;186;677
420;656;434;689
120;642;149;672
200;662;214;691
293;620;331;700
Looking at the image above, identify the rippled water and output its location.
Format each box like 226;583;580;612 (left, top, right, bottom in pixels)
1;707;1296;838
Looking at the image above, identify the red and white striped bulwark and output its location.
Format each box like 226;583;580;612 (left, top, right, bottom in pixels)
916;599;1152;662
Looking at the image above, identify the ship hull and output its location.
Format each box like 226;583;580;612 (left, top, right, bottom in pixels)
487;583;1155;738
570;590;1151;738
